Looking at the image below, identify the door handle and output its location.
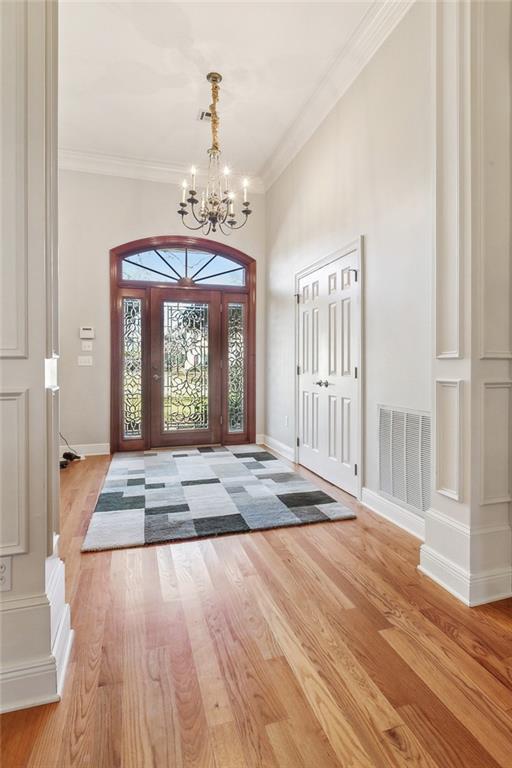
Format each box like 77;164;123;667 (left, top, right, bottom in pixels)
314;380;324;387
153;373;161;381
322;380;331;387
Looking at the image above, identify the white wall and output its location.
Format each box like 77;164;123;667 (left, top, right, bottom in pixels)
265;2;433;495
58;171;266;449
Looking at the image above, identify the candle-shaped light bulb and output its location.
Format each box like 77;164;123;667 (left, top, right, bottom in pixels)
242;178;249;203
181;179;187;203
223;166;230;194
190;166;196;191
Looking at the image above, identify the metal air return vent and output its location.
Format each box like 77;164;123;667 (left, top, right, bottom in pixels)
378;405;431;514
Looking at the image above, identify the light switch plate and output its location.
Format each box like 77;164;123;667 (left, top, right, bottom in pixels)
78;355;93;366
0;557;12;591
81;340;93;351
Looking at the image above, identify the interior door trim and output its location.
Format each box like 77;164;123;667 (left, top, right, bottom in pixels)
294;236;364;500
110;235;256;452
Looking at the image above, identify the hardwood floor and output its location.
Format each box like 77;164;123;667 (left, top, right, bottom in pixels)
1;452;512;767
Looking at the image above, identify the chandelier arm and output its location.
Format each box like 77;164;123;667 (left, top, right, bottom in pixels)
178;214;207;231
188;200;207;225
217;221;232;236
225;212;251;231
197;218;211;236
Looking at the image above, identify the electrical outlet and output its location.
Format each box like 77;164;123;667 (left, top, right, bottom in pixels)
78;355;93;366
81;340;93;351
0;556;12;591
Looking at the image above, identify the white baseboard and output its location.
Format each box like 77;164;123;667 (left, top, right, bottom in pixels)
0;656;60;714
60;442;110;457
0;619;73;713
419;507;512;605
46;547;74;695
53;604;74;694
0;547;74;713
361;488;425;540
419;544;512;606
259;434;295;462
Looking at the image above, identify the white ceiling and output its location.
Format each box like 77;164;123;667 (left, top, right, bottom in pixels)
58;1;408;188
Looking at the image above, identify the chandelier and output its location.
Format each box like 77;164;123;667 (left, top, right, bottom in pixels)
177;72;252;235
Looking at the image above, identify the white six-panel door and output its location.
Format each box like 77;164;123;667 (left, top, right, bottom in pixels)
296;242;361;496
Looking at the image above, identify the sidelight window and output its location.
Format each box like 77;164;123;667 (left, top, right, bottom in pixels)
122;297;143;439
227;303;245;433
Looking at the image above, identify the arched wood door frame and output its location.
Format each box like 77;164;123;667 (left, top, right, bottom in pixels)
110;235;256;452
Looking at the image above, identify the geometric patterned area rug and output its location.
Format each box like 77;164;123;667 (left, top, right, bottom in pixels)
82;445;356;552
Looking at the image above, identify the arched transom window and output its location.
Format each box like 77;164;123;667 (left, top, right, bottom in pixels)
122;247;246;287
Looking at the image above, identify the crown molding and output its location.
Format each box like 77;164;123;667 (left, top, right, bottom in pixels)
58;148;265;193
59;1;413;195
260;0;416;190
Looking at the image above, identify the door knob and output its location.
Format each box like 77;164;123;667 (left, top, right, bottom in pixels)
153;373;161;381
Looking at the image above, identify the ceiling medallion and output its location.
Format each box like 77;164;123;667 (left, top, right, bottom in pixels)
178;72;252;235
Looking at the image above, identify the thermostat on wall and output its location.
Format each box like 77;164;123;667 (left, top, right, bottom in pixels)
79;326;95;339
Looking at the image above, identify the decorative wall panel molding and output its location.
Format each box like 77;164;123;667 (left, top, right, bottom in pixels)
47;387;60;554
435;379;462;500
481;382;512;505
475;3;512;360
0;391;28;555
45;1;59;357
0;1;28;359
426;1;512;606
434;0;465;359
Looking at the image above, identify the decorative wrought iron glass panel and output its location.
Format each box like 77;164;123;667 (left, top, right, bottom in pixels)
122;298;143;439
163;301;209;431
122;248;246;286
227;303;245;433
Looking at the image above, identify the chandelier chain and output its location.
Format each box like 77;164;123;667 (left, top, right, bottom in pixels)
208;76;221;154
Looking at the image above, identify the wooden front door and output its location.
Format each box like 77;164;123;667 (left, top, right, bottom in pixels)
110;236;255;452
150;288;222;447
